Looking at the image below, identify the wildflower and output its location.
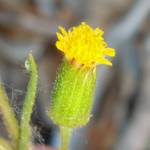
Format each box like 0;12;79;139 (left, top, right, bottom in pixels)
49;22;116;150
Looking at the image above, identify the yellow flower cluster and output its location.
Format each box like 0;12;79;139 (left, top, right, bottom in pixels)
56;22;115;68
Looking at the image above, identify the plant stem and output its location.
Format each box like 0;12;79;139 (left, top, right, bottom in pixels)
59;126;72;150
0;82;19;147
19;53;38;150
0;138;13;150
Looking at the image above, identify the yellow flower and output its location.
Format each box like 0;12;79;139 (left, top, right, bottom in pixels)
56;22;116;68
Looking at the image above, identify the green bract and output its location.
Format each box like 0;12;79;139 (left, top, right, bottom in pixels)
49;59;96;128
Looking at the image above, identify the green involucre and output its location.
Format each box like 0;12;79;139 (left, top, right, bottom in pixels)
49;59;96;128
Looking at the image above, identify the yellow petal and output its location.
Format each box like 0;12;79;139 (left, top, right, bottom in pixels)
55;22;116;68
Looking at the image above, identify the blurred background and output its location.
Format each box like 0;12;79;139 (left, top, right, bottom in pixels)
0;0;149;150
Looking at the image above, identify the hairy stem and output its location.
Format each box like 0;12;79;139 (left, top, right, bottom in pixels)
19;53;38;150
0;82;19;147
0;138;14;150
59;126;72;150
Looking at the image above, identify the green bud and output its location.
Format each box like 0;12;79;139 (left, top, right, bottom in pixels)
49;59;96;128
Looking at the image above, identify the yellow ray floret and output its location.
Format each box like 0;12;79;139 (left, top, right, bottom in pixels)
56;22;116;67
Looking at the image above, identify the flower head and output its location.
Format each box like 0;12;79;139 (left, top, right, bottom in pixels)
56;22;115;68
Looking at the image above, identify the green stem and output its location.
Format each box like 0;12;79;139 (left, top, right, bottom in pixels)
59;126;72;150
0;138;14;150
0;82;19;147
19;53;38;150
